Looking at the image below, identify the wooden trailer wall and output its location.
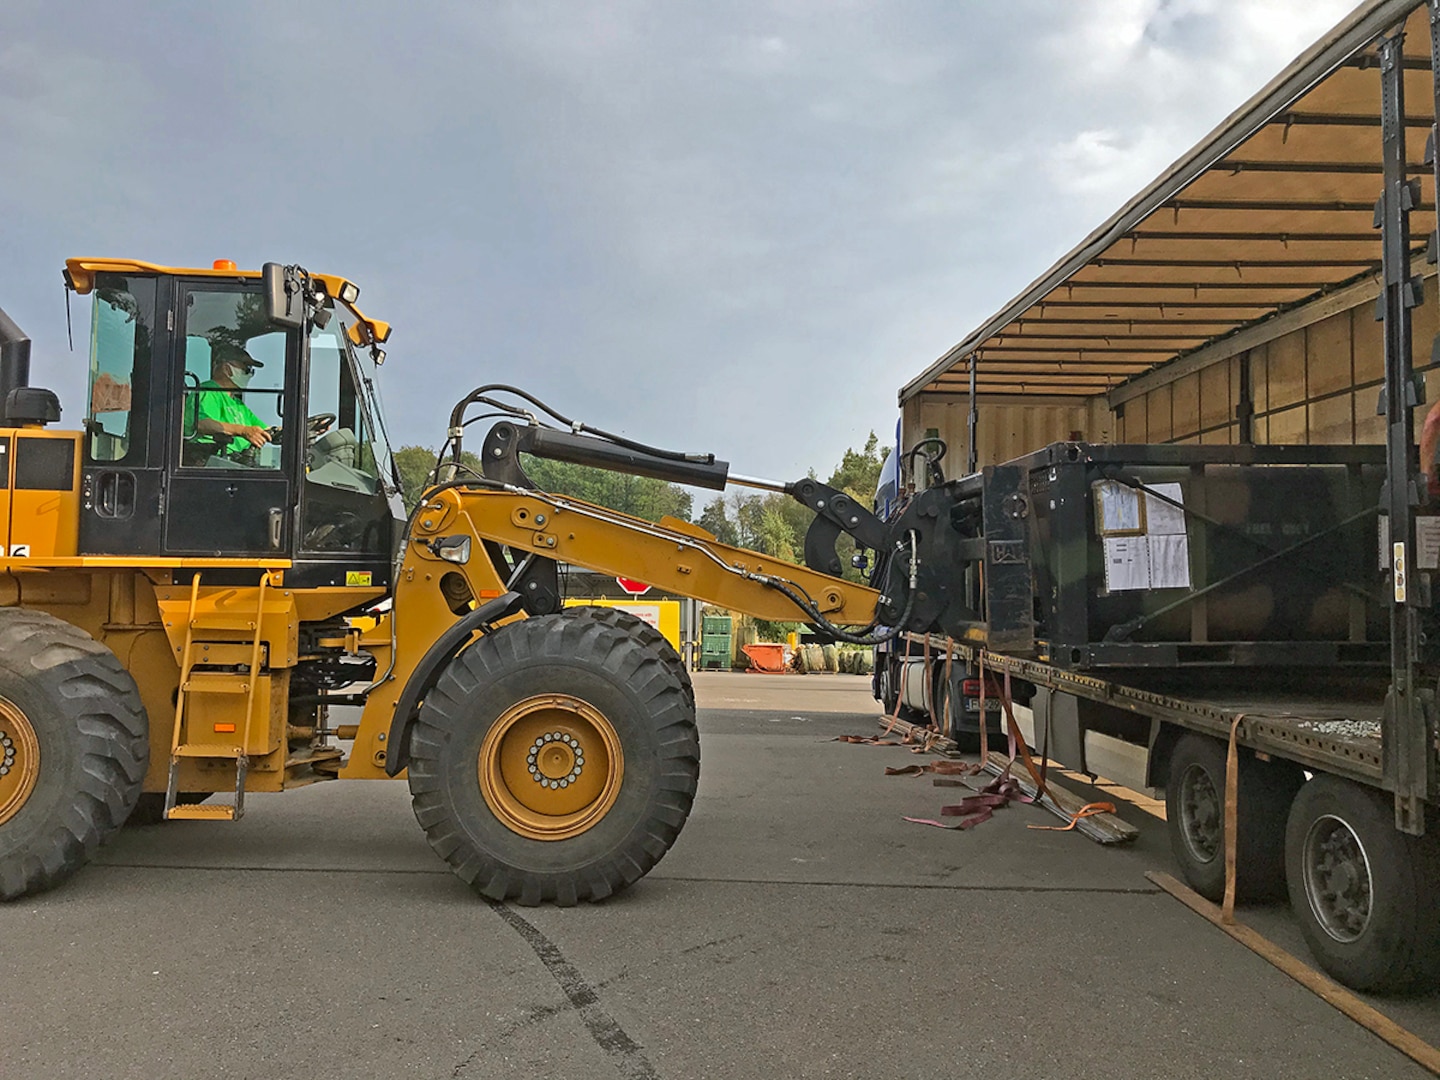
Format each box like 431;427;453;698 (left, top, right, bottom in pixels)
899;1;1440;475
904;272;1440;470
1111;272;1440;448
901;397;1112;471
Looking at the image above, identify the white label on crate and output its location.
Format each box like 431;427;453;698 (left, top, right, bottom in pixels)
1103;536;1151;591
1148;533;1192;589
1416;517;1440;571
1143;483;1187;535
1103;530;1191;591
1094;481;1143;535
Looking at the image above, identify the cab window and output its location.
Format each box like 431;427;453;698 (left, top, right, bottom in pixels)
178;289;288;470
305;316;387;495
84;274;157;465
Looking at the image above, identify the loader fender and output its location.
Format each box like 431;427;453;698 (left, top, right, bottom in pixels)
384;591;525;776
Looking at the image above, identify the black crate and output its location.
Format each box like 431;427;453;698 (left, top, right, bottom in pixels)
981;443;1391;670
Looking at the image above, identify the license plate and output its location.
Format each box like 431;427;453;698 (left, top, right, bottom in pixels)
964;698;1002;713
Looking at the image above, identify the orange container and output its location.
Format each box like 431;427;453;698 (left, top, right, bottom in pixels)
741;643;787;673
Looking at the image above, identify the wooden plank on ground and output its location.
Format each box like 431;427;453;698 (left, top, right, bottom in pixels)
872;714;1139;844
1148;871;1440;1077
982;750;1139;846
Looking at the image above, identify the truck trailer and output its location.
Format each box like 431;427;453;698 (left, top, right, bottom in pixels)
880;0;1440;995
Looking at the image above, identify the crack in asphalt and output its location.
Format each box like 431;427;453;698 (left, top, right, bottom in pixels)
483;901;659;1080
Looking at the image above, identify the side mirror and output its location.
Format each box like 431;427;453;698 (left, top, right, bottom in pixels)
262;263;305;329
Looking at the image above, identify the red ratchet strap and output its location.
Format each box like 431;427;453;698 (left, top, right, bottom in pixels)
881;634;916;737
941;638;955;737
995;668;1048;802
977;652;989;763
904;774;1033;830
921;635;932;725
884;760;983;778
835;729;948;752
1028;802;1117;831
1222;713;1246;925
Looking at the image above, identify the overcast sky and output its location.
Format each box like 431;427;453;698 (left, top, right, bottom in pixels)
2;0;1359;489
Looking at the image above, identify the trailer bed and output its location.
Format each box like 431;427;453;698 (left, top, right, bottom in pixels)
914;635;1393;788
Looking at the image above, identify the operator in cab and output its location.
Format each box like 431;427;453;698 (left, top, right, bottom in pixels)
192;340;271;464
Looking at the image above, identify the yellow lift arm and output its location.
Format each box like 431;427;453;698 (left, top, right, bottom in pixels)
344;484;883;780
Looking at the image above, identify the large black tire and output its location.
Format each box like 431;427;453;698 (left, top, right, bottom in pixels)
0;609;149;899
565;605;694;713
1284;775;1440;994
407;611;700;905
1165;732;1303;903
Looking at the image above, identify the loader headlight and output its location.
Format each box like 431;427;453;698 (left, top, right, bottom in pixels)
431;535;471;564
338;280;360;305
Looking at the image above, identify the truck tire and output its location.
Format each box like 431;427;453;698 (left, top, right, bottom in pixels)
407;611;700;905
0;609;149;900
1285;775;1440;993
931;666;955;738
565;605;693;713
876;656;900;715
1165;732;1302;903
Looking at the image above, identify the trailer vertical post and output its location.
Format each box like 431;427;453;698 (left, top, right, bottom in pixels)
967;354;978;475
1377;27;1431;834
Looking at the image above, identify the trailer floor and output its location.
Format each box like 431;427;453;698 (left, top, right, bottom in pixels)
0;671;1434;1079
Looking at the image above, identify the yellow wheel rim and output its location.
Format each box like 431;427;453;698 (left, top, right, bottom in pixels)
0;695;41;827
479;694;624;841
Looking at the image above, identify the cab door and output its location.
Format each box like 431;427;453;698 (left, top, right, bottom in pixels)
163;281;298;556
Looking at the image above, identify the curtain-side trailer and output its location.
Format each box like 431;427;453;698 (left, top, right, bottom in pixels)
882;3;1440;994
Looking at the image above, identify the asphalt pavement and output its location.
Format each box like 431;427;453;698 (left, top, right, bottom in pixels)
3;671;1437;1079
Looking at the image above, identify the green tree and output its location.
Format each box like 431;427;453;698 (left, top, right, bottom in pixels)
697;498;739;546
392;445;693;523
826;431;885;503
394;445;440;514
755;502;798;562
825;432;888;583
520;456;692;523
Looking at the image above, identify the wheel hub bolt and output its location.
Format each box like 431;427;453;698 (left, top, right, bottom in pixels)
527;731;585;785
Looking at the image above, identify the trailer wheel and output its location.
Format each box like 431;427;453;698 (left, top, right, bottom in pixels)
407;611;700;906
0;609;149;900
1165;732;1301;903
931;667;955;738
877;655;900;715
1284;775;1440;993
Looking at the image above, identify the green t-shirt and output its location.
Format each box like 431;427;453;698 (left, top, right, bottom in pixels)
195;380;266;457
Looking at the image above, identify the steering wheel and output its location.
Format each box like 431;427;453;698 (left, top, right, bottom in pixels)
306;413;337;439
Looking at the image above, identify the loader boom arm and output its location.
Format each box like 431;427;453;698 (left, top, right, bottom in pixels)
424;484;882;626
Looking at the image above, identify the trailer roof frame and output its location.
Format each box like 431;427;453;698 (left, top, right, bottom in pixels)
900;0;1433;406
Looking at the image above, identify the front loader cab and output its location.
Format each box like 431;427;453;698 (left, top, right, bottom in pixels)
70;258;402;587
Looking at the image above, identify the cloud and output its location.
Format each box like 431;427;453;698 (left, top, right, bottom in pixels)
0;0;1374;485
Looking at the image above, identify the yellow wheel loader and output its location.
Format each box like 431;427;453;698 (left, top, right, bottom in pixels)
0;258;964;904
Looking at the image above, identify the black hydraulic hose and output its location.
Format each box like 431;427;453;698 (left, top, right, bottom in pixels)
760;573;915;646
446;385;717;465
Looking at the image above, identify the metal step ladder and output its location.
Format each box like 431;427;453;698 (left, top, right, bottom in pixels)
164;572;269;821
